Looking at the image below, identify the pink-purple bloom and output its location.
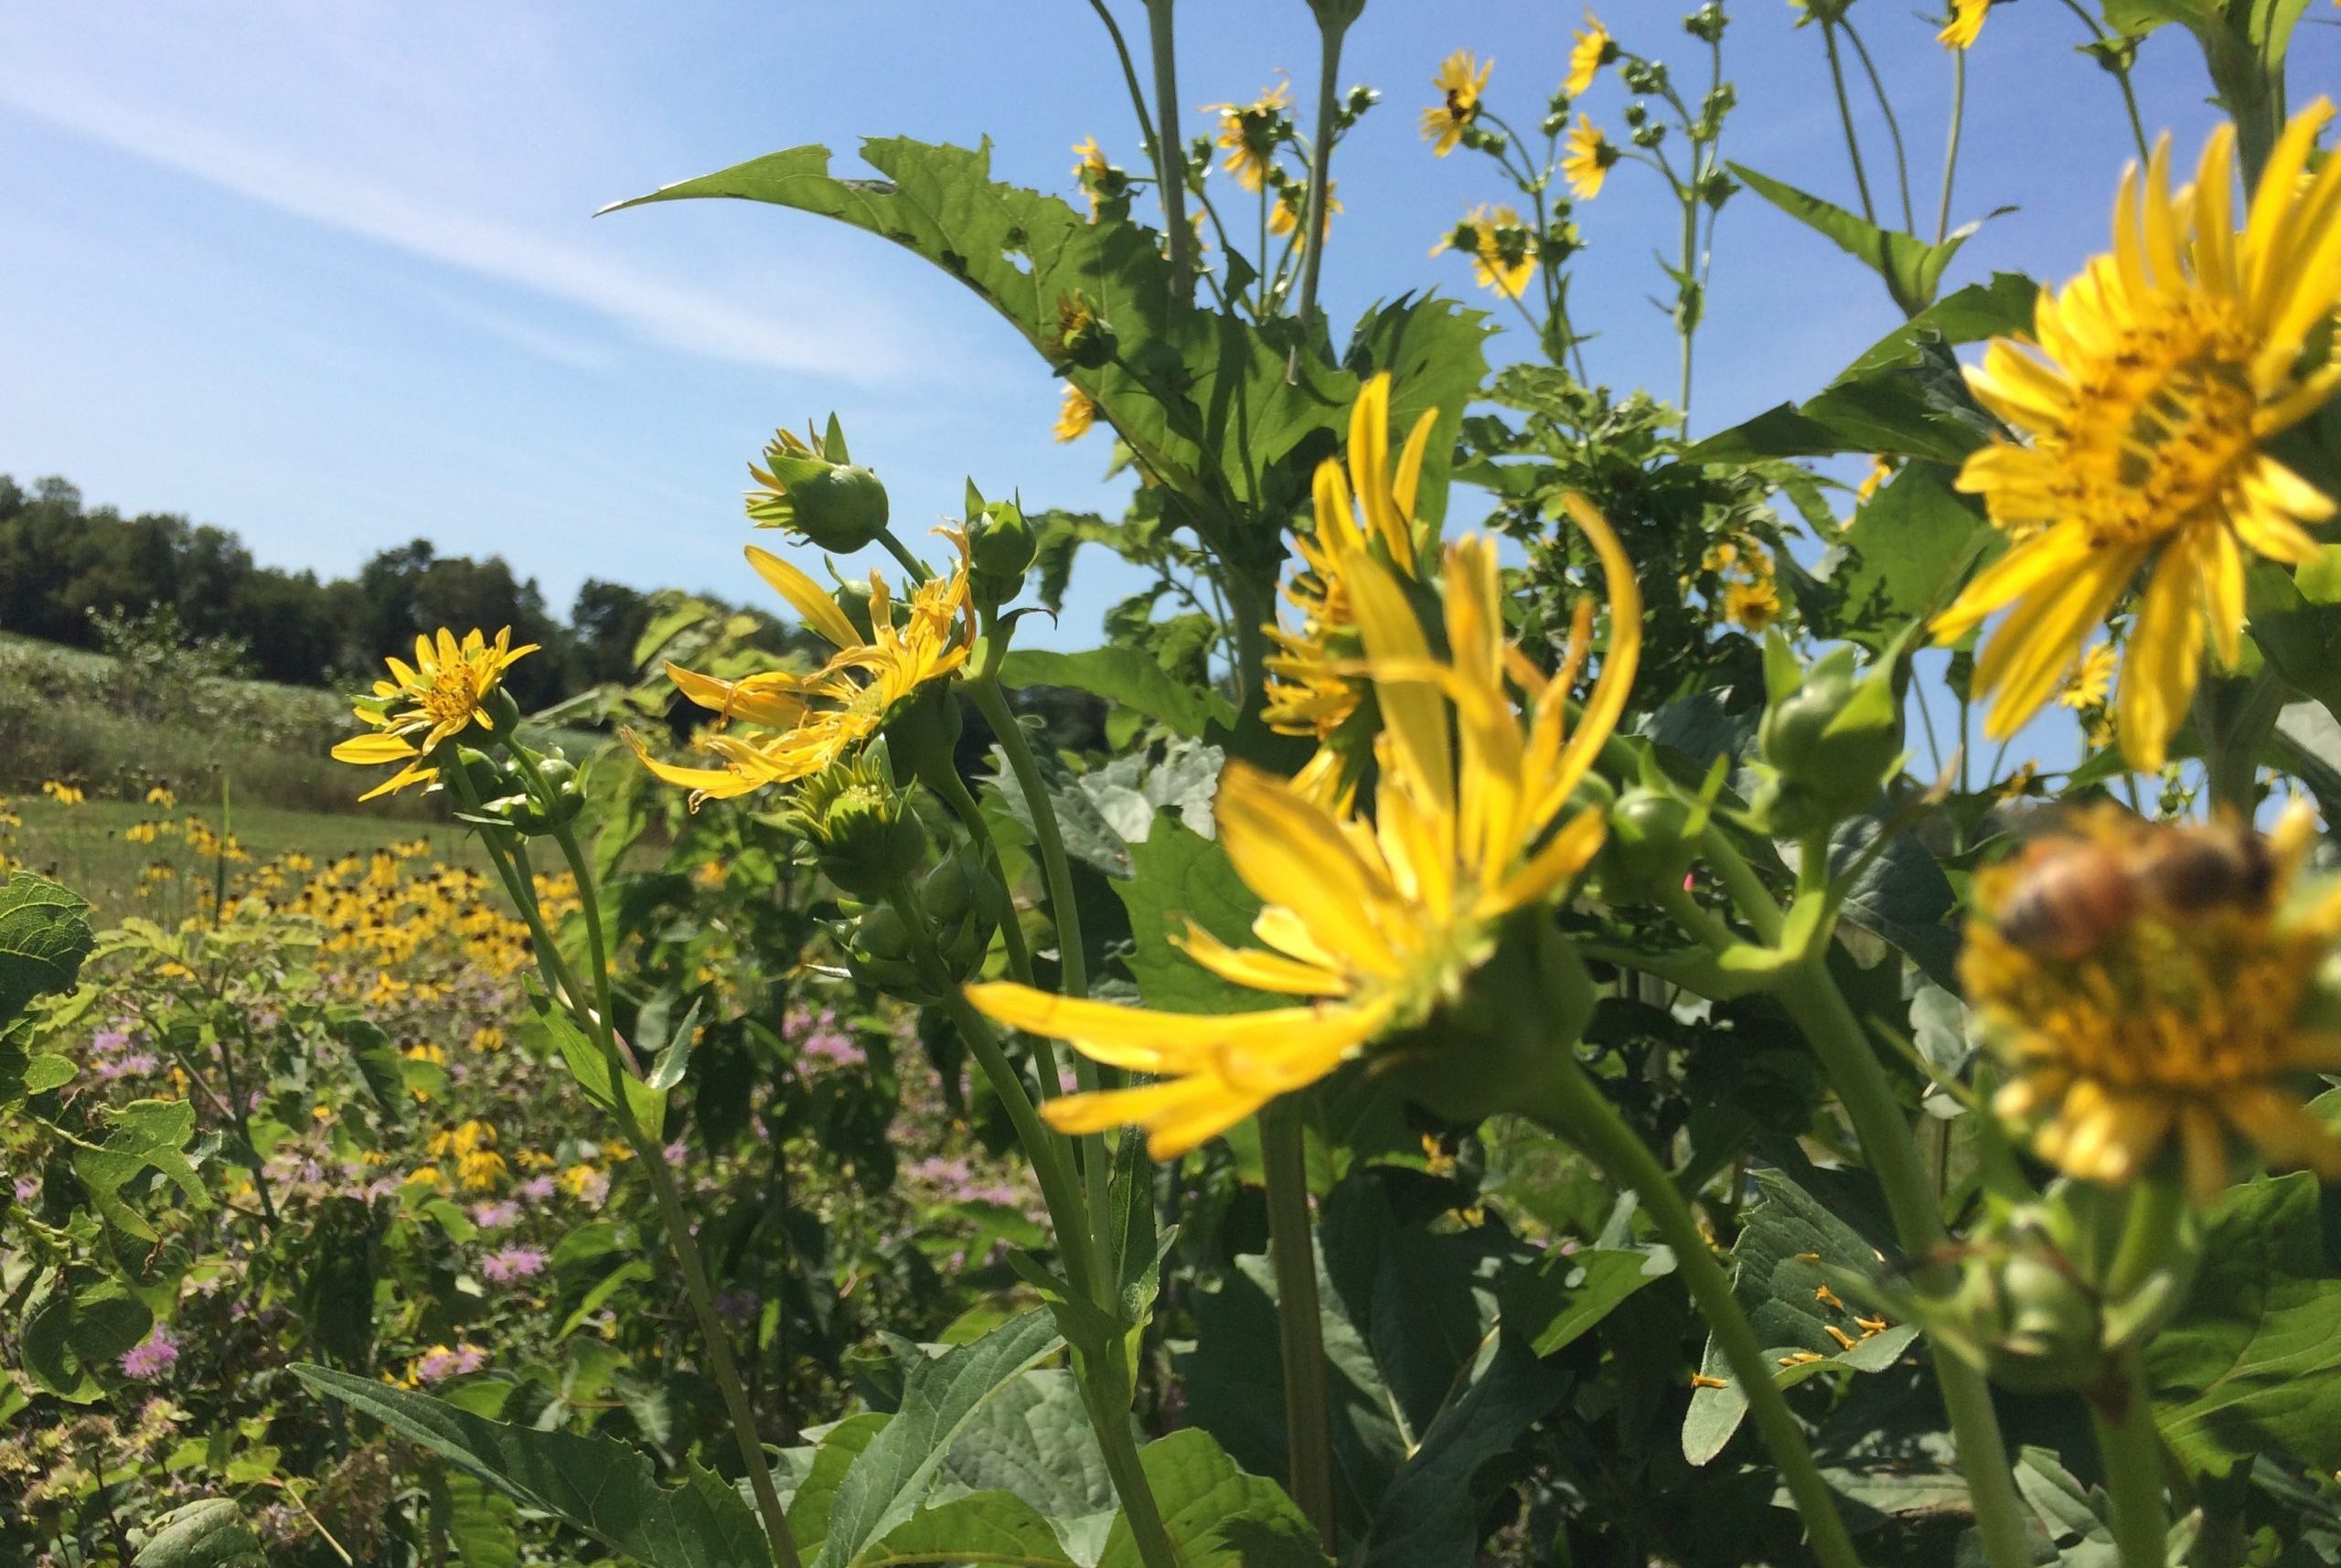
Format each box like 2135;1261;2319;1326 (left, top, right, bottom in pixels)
471;1199;522;1230
413;1344;487;1383
479;1245;547;1285
120;1326;178;1381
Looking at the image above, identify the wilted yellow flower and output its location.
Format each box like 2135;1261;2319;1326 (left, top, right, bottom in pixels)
969;496;1641;1157
1965;805;2341;1201
1053;383;1099;443
1209;80;1290;193
628;539;975;806
1938;0;1991;49
1932;104;2341;772
1264;374;1439;741
331;628;538;801
1268;180;1341;245
1562;119;1617;199
1430;204;1537;299
1566;14;1615;98
1421;49;1492;156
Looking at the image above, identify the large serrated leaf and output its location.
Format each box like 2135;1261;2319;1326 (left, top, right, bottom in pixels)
1099;1430;1327;1568
72;1098;208;1243
133;1499;264;1568
292;1365;771;1568
1000;647;1236;740
851;1490;1075;1567
1111;816;1268;1016
814;1310;1066;1568
0;870;95;1029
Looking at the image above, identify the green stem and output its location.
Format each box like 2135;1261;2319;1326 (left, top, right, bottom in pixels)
2107;1179;2187;1300
1143;0;1191;302
2203;670;2286;817
1842;19;1915;233
1524;1056;1865;1568
2092;1360;2168;1568
880;531;933;585
1085;0;1163;179
1819;22;1879;225
1937;44;1967;243
1260;1106;1338;1552
1292;16;1346;347
969;675;1090;1001
929;765;1038;989
1076;1349;1183;1568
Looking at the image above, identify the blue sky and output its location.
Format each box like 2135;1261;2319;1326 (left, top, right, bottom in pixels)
3;1;2333;652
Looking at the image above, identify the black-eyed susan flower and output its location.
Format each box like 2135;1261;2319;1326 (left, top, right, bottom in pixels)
1931;103;2341;772
1263;373;1438;742
1566;14;1615;99
1562;119;1617;200
1053;384;1098;443
627;542;974;807
967;495;1641;1157
1430;205;1538;299
332;628;538;801
1938;0;1991;49
1964;805;2341;1201
1420;49;1492;156
1208;80;1290;193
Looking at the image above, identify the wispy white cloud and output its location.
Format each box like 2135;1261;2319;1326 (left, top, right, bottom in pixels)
0;74;908;382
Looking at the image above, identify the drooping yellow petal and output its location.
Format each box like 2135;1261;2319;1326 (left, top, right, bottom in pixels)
745;546;863;650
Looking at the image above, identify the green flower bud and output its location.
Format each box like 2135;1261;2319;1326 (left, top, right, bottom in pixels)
1600;784;1700;900
965;489;1038;609
782;743;926;900
1052;293;1118;371
834;578;880;644
843;903;927;997
923;850;1007;980
479;684;524;739
1748;632;1904;837
747;415;890;552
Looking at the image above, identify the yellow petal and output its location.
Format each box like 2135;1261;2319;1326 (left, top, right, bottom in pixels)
2113;537;2206;772
1173;923;1352;997
1346;552;1454;819
1214;764;1404;976
745;545;863;649
332;731;422;764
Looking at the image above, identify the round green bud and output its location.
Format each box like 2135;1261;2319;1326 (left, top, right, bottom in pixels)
1752;644;1903;836
786;464;890;554
967;504;1037;609
1599;785;1700;899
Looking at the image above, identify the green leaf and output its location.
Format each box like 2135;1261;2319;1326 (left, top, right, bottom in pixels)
526;986;668;1134
1112;817;1268;1015
133;1499;264;1568
22;1269;154;1403
852;1491;1076;1567
934;1370;1118;1532
1000;647;1237;740
444;1473;522;1568
814;1309;1066;1568
324;1010;408;1125
0;870;94;1029
1359;1331;1570;1568
1729;164;2000;317
1827;811;1962;988
1808;464;1992;652
1500;1245;1677;1358
72;1098;208;1243
1099;1429;1328;1568
1684;1168;1925;1465
2247;560;2341;716
291;1364;772;1568
2150;1173;2341;1474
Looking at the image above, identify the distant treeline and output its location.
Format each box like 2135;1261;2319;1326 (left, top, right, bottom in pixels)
0;474;665;709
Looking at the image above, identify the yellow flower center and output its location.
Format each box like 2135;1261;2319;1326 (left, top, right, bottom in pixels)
422;663;489;727
2054;295;2260;549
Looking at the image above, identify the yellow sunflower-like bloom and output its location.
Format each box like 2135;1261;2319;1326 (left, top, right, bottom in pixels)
967;495;1641;1157
1566;14;1614;99
1263;373;1439;741
1210;80;1290;194
1268;180;1341;244
1072;137;1114;219
1053;384;1098;443
1421;49;1492;156
1938;0;1990;49
2057;642;2117;711
1430;204;1538;299
1931;103;2341;772
1964;804;2341;1202
1562;120;1616;200
332;627;538;801
627;542;974;807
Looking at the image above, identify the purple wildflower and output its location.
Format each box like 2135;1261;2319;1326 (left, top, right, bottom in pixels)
479;1246;548;1285
518;1175;556;1202
120;1326;178;1381
413;1344;487;1383
471;1199;522;1230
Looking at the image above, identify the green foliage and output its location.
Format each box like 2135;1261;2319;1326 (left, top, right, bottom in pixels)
0;868;94;1030
1728;164;2004;317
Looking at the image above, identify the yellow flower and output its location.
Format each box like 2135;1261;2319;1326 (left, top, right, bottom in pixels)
628;540;975;806
2057;643;2117;710
331;628;538;801
1263;374;1440;741
1931;104;2341;772
1053;383;1098;443
40;780;85;806
1562;119;1616;200
1566;14;1614;99
1938;0;1990;49
1854;454;1897;507
1420;49;1492;156
1723;576;1781;634
1268;181;1341;246
1965;805;2341;1201
144;785;175;808
1430;205;1537;299
968;495;1641;1157
1071;136;1116;219
1209;80;1289;193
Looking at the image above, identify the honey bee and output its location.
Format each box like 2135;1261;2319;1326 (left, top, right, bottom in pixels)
1994;816;2274;960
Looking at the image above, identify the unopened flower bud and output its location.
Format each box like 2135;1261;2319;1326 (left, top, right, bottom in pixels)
747;415;890;553
964;488;1038;609
783;743;926;900
1748;634;1904;837
1599;784;1700;900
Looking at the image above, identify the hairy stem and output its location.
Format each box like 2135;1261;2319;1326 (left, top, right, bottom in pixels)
1293;16;1347;348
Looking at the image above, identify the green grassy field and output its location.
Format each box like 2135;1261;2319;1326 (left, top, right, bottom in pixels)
3;795;487;918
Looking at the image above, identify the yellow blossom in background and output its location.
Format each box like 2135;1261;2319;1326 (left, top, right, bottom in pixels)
1209;80;1289;192
1562;119;1617;199
1705;538;1782;633
627;538;975;806
331;627;538;801
41;780;85;806
2057;643;2117;711
1854;454;1897;507
1566;14;1614;98
1931;103;2341;771
1268;181;1341;245
1420;49;1492;156
1071;136;1114;219
1723;576;1781;633
1053;384;1099;443
1264;374;1440;741
1939;0;1991;49
472;1025;505;1051
144;784;175;808
1965;805;2341;1201
970;494;1641;1157
1431;205;1537;299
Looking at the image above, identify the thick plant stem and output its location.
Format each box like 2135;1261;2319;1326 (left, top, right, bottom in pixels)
1525;1057;1865;1568
2092;1360;2168;1568
929;767;1038;988
969;676;1090;1001
1260;1107;1338;1552
1078;1351;1182;1568
1292;17;1346;346
1143;0;1191;302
